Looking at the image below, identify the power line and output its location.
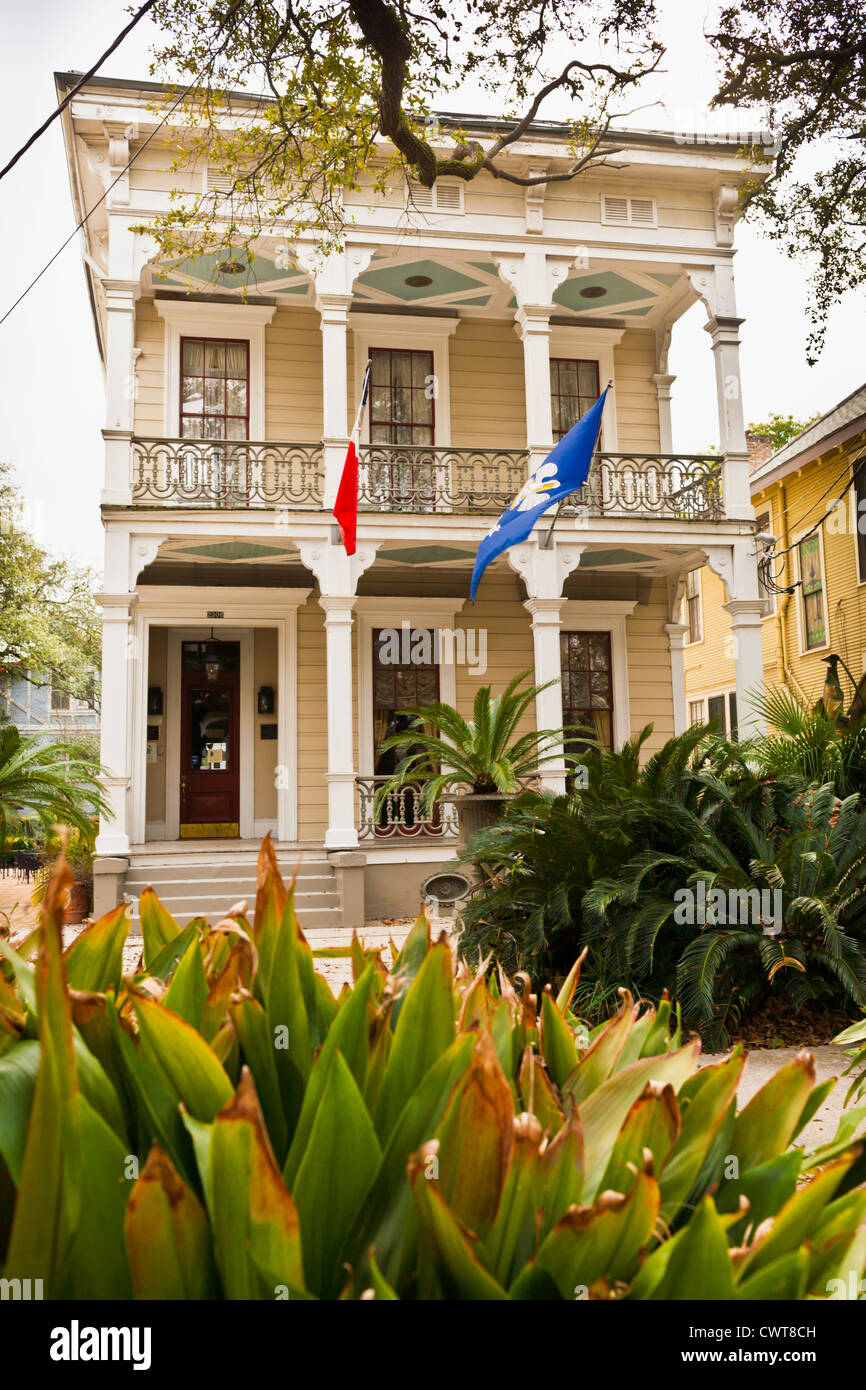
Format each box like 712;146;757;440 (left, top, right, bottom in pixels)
0;34;234;330
0;0;159;184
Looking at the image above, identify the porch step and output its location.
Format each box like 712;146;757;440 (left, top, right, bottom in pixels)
121;848;341;932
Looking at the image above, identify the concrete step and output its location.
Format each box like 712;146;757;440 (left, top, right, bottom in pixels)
124;871;336;894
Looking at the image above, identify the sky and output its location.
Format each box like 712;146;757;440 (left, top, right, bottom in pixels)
1;0;864;571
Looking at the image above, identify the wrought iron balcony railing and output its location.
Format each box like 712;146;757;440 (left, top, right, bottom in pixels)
132;438;324;507
357;445;722;520
130;437;723;521
356;775;459;841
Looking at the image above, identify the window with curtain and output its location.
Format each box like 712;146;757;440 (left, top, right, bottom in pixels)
549;359;600;442
685;569;702;644
372;629;439;773
798;534;827;649
369;348;435;445
560;631;614;751
180;338;250;439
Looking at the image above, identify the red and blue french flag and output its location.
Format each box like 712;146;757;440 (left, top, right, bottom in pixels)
332;361;371;555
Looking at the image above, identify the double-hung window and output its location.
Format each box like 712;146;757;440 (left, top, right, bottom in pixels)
560;631;614;751
549;359;600;442
180;338;250;439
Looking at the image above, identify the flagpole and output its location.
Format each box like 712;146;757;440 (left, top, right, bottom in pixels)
540;379;611;551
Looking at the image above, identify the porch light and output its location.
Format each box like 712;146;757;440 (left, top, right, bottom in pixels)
580;285;607;299
405;274;433;287
202;628;223;681
216;257;245;276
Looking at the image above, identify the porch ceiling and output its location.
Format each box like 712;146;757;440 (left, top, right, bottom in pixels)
151;245;684;325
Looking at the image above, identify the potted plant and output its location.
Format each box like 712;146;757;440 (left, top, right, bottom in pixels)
376;670;577;844
32;824;96;925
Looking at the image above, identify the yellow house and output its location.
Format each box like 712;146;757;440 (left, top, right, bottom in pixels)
684;388;866;731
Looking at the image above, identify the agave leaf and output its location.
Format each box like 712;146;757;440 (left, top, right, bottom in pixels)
201;941;254;1042
737;1152;858;1281
808;1194;866;1292
724;1050;816;1176
735;1248;809;1300
790;1076;836;1143
139;887;183;969
292;1050;381;1298
435;1029;514;1239
484;1113;544;1288
658;1050;744;1223
537;1111;584;1241
716;1149;802;1243
4;858;80;1295
125;1143;217;1299
555;949;588;1015
283;964;375;1188
112;1011;198;1189
63;902;130;994
389;909;431;1027
69;1095;132;1299
410;1158;509;1300
266;892;314;1089
565;992;638;1103
208;1069;306;1299
579;1038;701;1202
230;996;288;1165
0;1040;40;1183
649;1194;735;1300
344;1034;476;1289
599;1082;680;1196
252;834;287;1001
540;990;580;1090
535;1168;660;1298
518;1048;565;1134
376;941;455;1143
163;935;208;1029
364;1249;399;1300
145;919;203;984
132;995;234;1123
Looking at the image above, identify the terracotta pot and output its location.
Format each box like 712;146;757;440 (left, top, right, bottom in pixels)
453;793;511;848
61;879;92;926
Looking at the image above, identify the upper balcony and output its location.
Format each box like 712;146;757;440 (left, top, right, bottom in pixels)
130;436;723;521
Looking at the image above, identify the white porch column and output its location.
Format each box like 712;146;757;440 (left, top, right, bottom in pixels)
494;250;580;475
724;600;766;739
102;279;138;506
516;308;554;470
320;595;358;847
508;539;584;793
95;591;137;854
653;374;676;454
317;293;353;505
525;597;568;792
299;537;380;848
664;622;690;734
706;538;766;737
685;265;752;521
300;243;375;504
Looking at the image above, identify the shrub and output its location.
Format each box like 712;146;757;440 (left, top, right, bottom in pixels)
0;837;863;1300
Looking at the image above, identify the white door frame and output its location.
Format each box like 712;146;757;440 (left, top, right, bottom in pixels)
131;587;310;844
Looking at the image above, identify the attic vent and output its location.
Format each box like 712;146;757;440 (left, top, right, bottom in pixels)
601;194;657;228
205;168;237;195
406;179;464;213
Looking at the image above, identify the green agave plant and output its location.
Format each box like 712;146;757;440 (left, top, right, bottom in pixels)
0;836;865;1301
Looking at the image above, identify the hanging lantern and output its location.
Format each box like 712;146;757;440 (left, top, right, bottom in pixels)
202;628;223;682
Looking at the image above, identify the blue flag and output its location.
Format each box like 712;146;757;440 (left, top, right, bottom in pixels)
470;386;609;601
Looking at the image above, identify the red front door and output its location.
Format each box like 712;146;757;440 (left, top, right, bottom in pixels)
180;640;240;837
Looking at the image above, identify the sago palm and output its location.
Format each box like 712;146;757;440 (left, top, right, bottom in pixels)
0;722;108;844
376;670;577;813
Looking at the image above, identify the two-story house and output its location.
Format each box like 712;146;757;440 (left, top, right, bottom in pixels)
58;72;766;926
685;386;866;727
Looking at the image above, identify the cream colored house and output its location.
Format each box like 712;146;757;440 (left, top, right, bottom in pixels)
58;72;766;925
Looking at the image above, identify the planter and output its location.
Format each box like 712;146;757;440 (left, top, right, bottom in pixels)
452;793;511;849
62;879;92;926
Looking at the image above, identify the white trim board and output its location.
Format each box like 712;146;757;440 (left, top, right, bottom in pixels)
155;300;276;438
